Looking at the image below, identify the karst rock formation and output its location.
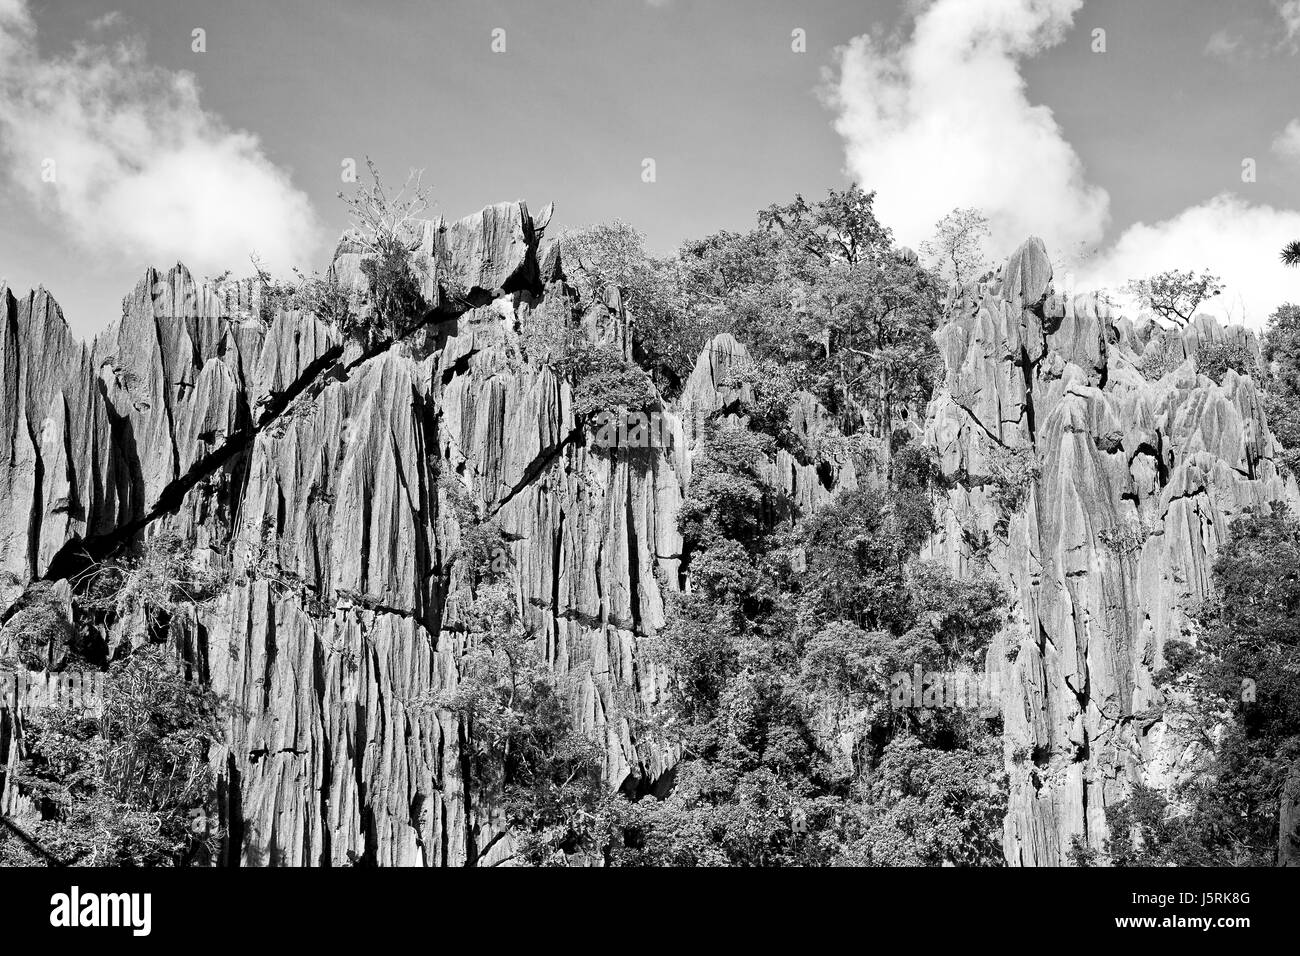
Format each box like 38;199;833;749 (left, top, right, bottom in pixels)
925;237;1295;864
0;206;1294;865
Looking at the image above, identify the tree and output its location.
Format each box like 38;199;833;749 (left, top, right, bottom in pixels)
557;220;659;306
841;733;1007;867
919;208;993;286
678;185;942;446
1125;269;1225;326
555;221;703;389
1262;303;1300;475
336;159;455;343
17;647;224;866
553;338;658;423
1282;240;1300;267
758;185;894;267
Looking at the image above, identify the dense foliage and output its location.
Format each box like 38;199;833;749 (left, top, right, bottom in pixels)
1;535;228;867
556;187;943;448
1263;303;1300;476
493;188;1008;866
12;648;223;867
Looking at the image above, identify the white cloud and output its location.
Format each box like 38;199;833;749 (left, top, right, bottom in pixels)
826;0;1300;330
1204;29;1248;62
0;0;324;280
88;11;123;32
1274;119;1300;165
1079;195;1300;327
822;0;1109;256
1277;0;1300;49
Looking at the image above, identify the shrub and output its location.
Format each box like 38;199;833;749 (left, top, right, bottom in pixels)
438;473;512;585
74;531;228;643
0;582;76;670
1097;517;1153;556
985;444;1039;530
18;646;223;866
518;292;574;367
1139;341;1184;381
290;270;354;326
840;733;1007;867
906;562;1004;668
1262;304;1300;475
798;621;884;709
554;339;658;422
1197;339;1256;384
679;421;775;547
719;354;799;449
335;159;454;344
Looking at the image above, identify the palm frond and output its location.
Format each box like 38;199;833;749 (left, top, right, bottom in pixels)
1283;239;1300;267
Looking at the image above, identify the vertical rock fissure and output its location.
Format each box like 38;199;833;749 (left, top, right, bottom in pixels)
625;466;642;636
24;422;42;583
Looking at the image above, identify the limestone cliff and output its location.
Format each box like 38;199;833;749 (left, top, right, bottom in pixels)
4;202;708;865
924;237;1295;865
0;215;1293;865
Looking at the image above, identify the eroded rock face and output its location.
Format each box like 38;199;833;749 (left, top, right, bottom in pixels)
923;237;1296;865
2;219;1293;866
0;202;739;866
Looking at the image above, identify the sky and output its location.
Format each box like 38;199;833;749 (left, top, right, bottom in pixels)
0;0;1298;338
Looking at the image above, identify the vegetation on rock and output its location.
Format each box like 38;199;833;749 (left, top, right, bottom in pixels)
1125;269;1224;326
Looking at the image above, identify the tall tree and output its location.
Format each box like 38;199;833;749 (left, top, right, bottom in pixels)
919;208;993;286
679;185;942;447
1263;303;1300;476
1125;269;1225;326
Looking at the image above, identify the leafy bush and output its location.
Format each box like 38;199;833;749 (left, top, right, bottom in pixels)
518;291;574;367
798;621;884;709
905;562;1004;668
840;733;1007;867
985;444;1039;530
438;473;512;585
17;647;224;866
1097;516;1154;556
719;354;800;449
247;258;354;328
74;530;228;644
0;582;76;669
678;420;775;548
1197;339;1256;383
801;484;931;633
1138;340;1185;381
1263;304;1300;476
553;339;658;422
335;159;450;344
